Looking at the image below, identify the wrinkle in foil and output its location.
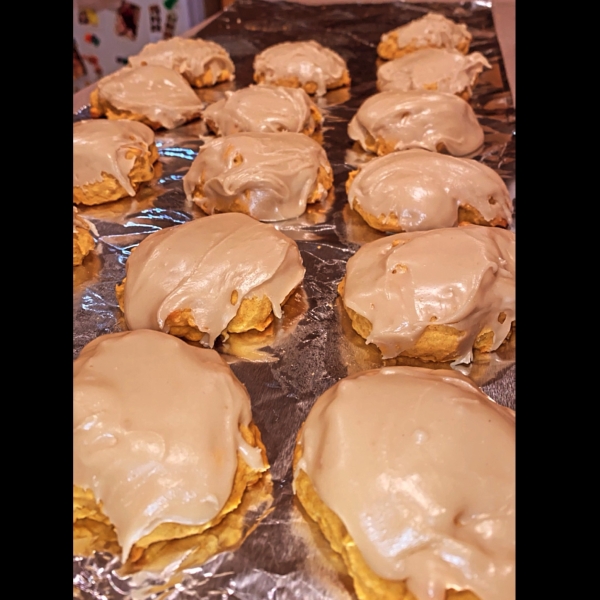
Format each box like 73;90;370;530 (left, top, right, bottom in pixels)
73;2;515;598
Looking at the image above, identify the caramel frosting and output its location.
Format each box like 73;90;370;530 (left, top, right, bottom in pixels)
73;206;98;236
347;149;513;231
73;329;265;561
377;48;491;95
122;213;305;347
295;366;515;600
95;65;204;129
73;119;156;195
380;12;471;54
128;37;235;86
203;85;319;136
183;132;332;221
341;225;515;363
347;90;484;156
253;40;348;96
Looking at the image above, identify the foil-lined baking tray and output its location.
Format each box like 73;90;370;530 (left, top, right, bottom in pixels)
73;1;515;598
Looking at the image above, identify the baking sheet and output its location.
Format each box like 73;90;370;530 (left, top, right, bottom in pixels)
73;1;515;598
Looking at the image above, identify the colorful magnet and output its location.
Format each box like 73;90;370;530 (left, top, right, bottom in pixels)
79;8;99;26
163;11;178;39
84;33;101;47
86;8;99;26
116;2;141;41
149;4;162;32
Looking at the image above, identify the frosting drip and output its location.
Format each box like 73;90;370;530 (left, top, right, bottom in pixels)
348;90;484;156
73;330;264;561
342;225;515;363
296;366;515;600
203;85;318;135
123;213;305;346
377;48;491;95
73;119;155;194
96;65;204;129
128;37;235;85
347;90;484;156
381;12;471;52
347;149;513;230
183;132;331;221
254;40;347;96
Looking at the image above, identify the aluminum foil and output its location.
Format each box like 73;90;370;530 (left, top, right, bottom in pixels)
73;1;515;598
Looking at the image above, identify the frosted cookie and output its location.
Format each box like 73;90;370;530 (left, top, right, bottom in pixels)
128;37;235;87
73;330;269;565
89;65;203;129
377;12;471;60
203;85;323;137
338;225;515;364
73;119;158;206
116;213;305;347
73;207;97;266
294;366;515;600
377;48;491;99
253;40;350;96
346;149;512;233
347;90;483;156
183;132;333;221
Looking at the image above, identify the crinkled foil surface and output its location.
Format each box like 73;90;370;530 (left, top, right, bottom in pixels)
73;1;515;598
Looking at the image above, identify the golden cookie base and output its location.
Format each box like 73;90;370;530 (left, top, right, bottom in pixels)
89;88;202;129
74;422;269;568
253;71;351;95
205;102;323;139
116;278;299;343
293;442;480;600
73;227;95;266
73;144;159;206
190;67;233;88
346;171;510;233
376;34;470;60
338;278;513;362
189;161;333;217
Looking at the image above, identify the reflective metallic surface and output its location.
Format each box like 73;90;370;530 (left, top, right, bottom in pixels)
73;1;515;598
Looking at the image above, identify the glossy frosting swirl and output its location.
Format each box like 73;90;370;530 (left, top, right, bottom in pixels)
347;90;484;156
73;119;155;194
203;85;319;135
295;366;515;600
347;149;513;231
377;48;490;96
183;132;331;221
95;65;204;129
254;40;348;96
73;329;264;561
128;37;235;85
341;225;515;363
122;213;305;347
